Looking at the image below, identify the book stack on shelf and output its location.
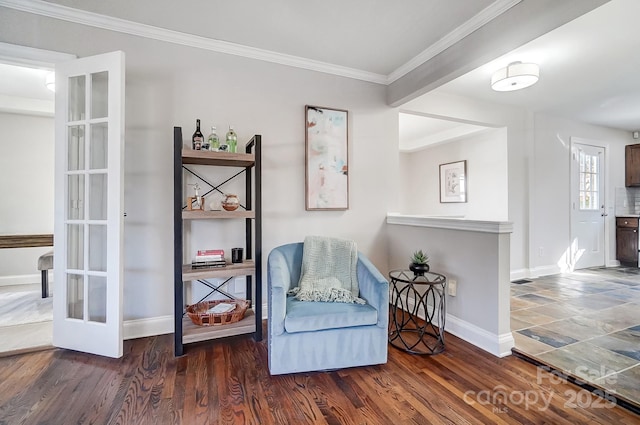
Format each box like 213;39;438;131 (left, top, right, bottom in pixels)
191;249;226;269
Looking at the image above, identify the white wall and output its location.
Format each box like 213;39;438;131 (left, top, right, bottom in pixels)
398;128;508;220
399;90;633;278
0;112;54;284
530;112;631;275
401;92;531;274
0;9;399;323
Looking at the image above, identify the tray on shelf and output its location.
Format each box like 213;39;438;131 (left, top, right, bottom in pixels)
186;299;249;326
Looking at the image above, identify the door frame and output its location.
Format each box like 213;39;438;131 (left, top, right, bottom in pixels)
569;136;611;270
0;43;75;346
0;42;75;70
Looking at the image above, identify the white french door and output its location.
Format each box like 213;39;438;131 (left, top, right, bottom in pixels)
570;141;606;270
53;51;125;358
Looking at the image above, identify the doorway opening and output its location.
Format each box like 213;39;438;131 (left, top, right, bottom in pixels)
0;43;74;356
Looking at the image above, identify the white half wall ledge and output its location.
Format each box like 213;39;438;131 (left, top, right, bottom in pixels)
386;213;513;234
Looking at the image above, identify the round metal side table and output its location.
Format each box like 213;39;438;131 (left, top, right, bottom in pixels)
388;269;447;355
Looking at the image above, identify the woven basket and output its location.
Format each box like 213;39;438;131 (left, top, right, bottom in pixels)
186;299;249;326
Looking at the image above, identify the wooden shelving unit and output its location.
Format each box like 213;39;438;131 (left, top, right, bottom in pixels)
173;127;262;356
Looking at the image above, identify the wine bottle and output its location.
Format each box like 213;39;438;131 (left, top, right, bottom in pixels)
207;126;219;151
226;125;238;153
192;119;204;150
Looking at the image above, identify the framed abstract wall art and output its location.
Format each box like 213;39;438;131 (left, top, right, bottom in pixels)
439;160;467;203
305;105;349;210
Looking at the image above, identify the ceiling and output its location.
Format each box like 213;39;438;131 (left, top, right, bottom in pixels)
42;0;498;77
434;0;640;132
2;0;638;136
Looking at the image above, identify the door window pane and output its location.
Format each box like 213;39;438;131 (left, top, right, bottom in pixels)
68;75;86;122
88;276;107;323
89;174;108;220
578;151;599;210
67;175;85;220
67;274;84;320
68;125;85;171
90;123;108;169
91;71;109;119
88;225;107;272
67;224;84;270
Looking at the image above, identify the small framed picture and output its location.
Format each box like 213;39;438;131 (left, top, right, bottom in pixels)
439;160;467;203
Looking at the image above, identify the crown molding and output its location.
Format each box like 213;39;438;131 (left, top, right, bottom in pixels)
0;0;388;84
386;0;522;84
0;0;519;86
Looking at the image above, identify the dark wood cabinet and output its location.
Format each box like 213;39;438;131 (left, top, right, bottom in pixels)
616;217;639;266
625;144;640;187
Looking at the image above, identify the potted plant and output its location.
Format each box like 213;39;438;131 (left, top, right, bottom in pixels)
409;250;430;276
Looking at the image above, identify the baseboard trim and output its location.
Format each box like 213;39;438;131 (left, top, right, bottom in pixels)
123;315;173;340
122;302;268;341
510;265;560;280
0;273;46;286
446;314;514;357
509;269;530;281
398;296;512;357
512;261;621;281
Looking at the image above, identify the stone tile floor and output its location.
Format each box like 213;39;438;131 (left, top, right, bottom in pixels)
511;267;640;407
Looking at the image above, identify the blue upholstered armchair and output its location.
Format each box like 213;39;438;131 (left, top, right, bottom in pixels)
268;242;389;375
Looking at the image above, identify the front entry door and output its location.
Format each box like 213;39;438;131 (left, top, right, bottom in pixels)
570;141;606;270
53;51;125;358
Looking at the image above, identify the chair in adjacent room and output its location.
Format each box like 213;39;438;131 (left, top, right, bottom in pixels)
267;240;389;375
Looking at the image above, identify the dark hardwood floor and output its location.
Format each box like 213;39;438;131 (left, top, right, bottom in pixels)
1;323;638;425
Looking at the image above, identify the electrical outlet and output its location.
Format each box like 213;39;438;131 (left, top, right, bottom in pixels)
448;279;457;296
539;247;544;257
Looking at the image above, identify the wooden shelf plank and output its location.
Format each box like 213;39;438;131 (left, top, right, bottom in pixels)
182;149;254;167
182;210;255;220
182;309;256;344
182;260;255;280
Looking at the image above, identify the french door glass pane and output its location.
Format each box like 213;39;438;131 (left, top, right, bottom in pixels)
67;224;84;270
67;174;84;220
88;225;107;272
67;274;84;320
68;75;86;122
67;125;85;171
91;71;109;119
88;276;107;323
89;174;108;220
90;123;108;169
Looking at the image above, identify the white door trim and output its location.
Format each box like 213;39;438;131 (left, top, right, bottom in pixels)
0;41;75;68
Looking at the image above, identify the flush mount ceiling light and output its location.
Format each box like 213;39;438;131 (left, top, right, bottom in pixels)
45;72;55;92
491;61;539;92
